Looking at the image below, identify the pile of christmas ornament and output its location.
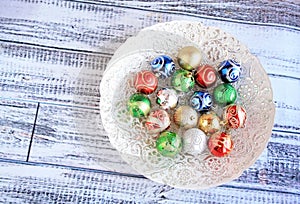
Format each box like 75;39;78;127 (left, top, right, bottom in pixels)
127;46;247;158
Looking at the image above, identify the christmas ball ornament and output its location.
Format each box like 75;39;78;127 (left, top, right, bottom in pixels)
150;55;176;79
198;112;221;135
177;46;202;71
171;69;195;92
218;59;242;83
156;131;182;157
134;70;158;94
156;88;178;110
190;91;212;112
173;106;198;129
223;104;247;129
213;83;237;105
127;93;151;118
208;132;233;157
195;64;217;88
145;109;171;134
182;128;207;155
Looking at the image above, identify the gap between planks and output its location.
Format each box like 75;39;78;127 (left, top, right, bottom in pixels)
0;39;112;56
26;102;40;162
0;96;99;111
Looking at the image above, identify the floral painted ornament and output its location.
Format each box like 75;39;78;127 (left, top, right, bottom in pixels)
145;109;171;134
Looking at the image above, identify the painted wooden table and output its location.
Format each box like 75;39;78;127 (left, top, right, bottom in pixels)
0;0;299;203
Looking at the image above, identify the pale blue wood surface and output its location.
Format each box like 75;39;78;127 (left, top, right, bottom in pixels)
0;0;299;203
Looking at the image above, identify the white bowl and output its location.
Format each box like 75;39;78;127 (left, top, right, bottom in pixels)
100;21;275;189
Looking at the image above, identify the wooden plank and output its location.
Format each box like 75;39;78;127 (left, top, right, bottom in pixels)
0;42;109;107
100;0;300;27
0;161;298;203
0;99;37;161
27;103;300;194
272;76;300;133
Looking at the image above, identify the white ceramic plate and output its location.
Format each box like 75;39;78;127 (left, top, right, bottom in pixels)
100;21;275;189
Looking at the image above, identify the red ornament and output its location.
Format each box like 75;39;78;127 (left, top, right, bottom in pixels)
223;105;247;129
195;64;217;88
134;70;158;94
208;132;233;157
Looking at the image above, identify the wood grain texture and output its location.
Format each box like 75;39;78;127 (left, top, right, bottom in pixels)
0;99;37;161
0;161;299;204
0;41;108;107
99;0;300;27
0;0;299;202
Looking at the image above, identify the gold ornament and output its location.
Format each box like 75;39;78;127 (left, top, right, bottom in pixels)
198;112;221;135
177;46;202;71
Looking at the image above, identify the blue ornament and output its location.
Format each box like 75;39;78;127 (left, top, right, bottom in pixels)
151;55;176;79
218;59;241;83
190;91;212;112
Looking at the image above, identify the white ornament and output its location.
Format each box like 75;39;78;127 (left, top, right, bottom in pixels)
182;128;207;155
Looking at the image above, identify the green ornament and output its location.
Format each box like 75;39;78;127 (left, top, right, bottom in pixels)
171;69;195;92
156;131;182;157
213;83;237;105
127;93;151;118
